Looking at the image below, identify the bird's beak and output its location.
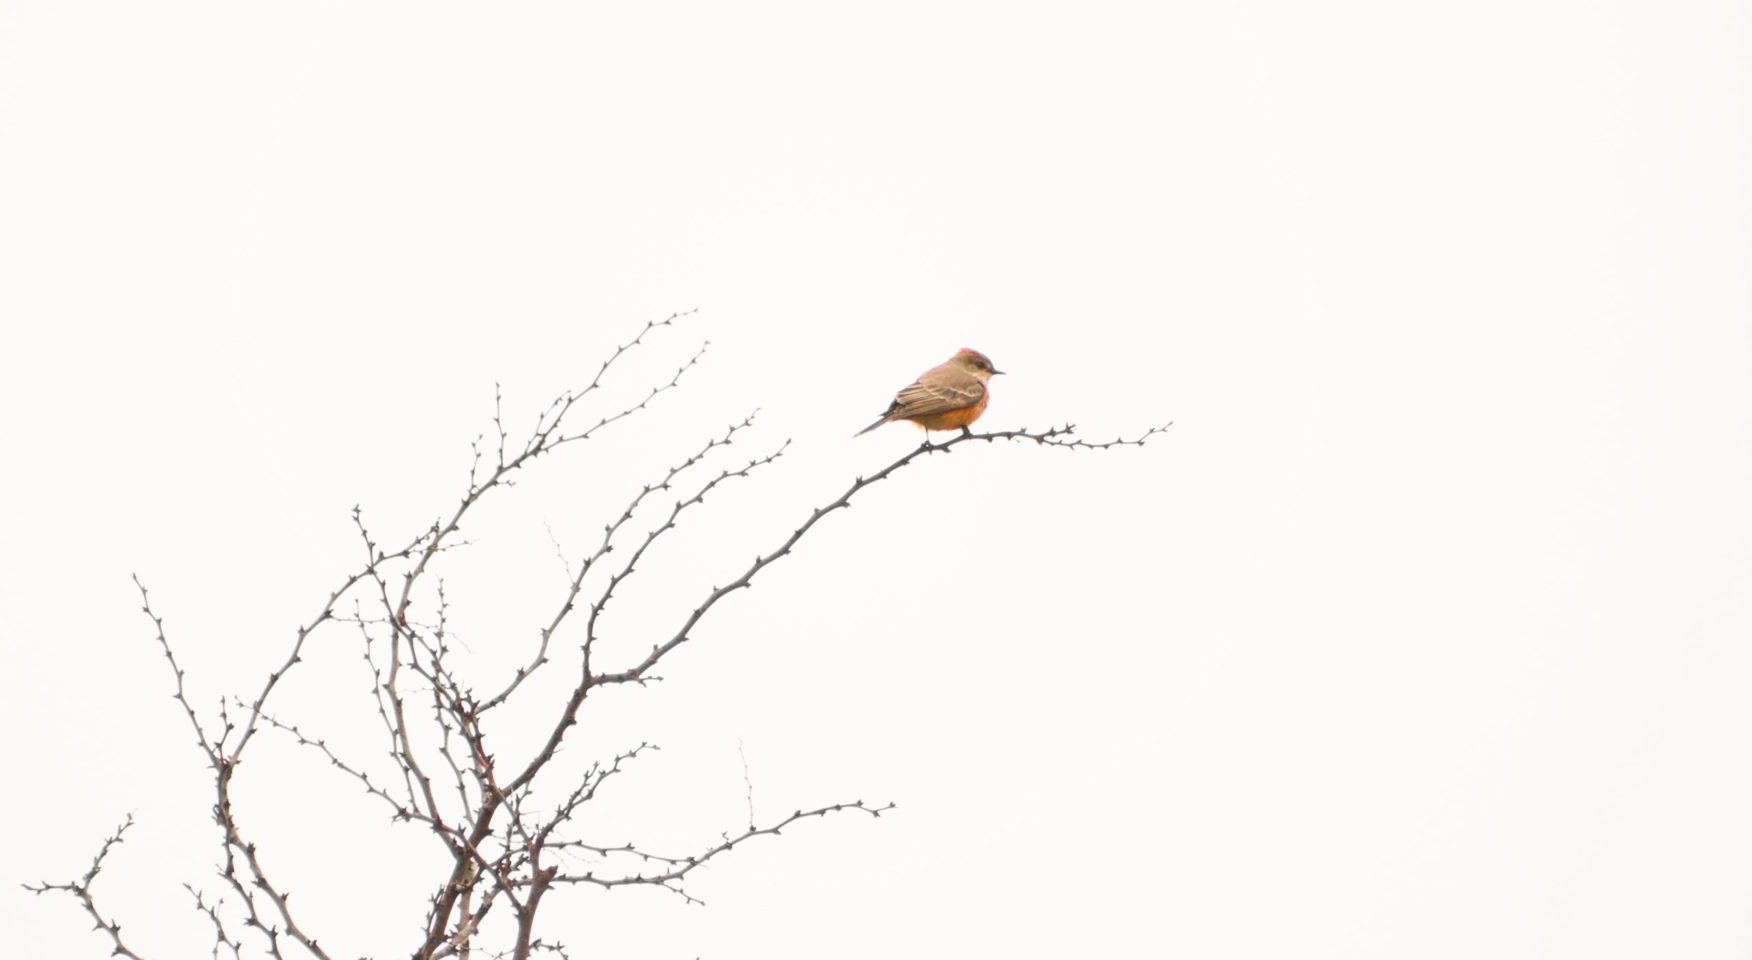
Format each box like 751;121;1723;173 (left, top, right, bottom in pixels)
991;368;1006;376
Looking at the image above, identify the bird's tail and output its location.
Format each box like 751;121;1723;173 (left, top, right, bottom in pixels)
853;416;889;437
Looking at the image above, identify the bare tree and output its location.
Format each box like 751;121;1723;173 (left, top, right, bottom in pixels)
25;315;1168;959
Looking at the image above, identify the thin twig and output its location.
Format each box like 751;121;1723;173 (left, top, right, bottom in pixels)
184;884;245;960
23;815;149;960
545;801;895;906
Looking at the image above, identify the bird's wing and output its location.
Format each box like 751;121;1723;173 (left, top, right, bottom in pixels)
887;366;985;419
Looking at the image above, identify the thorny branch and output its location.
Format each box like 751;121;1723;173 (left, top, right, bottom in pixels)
483;412;767;711
23;816;148;960
545;801;896;906
185;884;245;960
591;421;1171;688
34;313;1168;960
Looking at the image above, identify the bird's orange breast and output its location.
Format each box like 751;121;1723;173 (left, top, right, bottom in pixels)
905;391;989;431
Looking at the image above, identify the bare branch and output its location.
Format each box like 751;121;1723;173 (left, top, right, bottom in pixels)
23;815;150;960
738;739;757;831
247;700;457;837
582;434;791;673
184;884;245;960
227;507;420;761
481;413;763;712
211;768;335;960
132;576;214;761
975;421;1174;451
225;313;699;766
533;743;658;848
594;422;1169;686
546;801;895;905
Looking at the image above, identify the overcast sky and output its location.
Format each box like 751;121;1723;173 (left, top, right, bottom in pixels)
4;2;1750;958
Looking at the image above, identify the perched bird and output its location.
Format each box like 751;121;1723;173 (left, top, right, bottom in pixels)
856;347;1004;437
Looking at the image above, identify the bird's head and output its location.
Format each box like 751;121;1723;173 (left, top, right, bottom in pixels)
950;347;1004;380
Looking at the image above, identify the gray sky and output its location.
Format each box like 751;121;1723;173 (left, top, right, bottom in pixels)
4;2;1750;957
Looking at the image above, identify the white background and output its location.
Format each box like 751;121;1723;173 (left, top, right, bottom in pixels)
4;2;1750;957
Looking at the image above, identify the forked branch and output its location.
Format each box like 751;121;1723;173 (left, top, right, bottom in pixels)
23;815;149;960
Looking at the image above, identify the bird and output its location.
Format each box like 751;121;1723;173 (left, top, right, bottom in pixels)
855;347;1004;437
